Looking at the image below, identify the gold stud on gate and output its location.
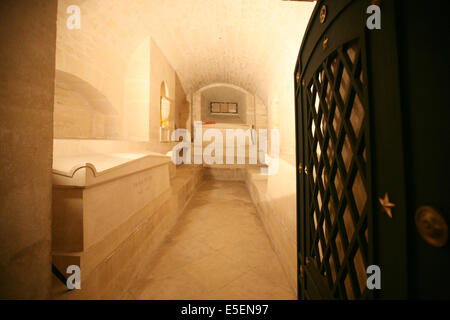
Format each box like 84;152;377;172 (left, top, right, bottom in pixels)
302;79;306;87
322;37;329;50
320;5;327;24
296;72;300;84
415;206;448;247
298;162;303;174
379;192;395;218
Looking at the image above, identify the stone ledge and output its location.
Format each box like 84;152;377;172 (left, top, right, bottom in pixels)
245;170;298;297
51;166;203;299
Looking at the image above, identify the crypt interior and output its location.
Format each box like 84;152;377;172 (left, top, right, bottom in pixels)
0;0;449;300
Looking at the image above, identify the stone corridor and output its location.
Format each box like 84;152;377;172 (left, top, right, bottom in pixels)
0;0;310;299
124;179;295;300
1;0;447;301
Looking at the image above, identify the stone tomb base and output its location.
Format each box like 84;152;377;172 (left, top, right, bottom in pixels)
51;153;202;299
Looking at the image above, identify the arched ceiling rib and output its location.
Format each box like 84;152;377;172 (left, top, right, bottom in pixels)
60;0;315;105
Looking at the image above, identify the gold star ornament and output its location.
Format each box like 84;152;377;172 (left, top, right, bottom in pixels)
379;192;395;218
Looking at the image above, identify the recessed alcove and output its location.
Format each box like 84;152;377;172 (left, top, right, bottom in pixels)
160;80;172;142
53;70;121;139
199;84;249;125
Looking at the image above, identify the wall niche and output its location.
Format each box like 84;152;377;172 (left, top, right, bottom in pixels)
53;70;121;139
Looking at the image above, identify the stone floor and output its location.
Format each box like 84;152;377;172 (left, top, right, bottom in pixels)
125;179;296;300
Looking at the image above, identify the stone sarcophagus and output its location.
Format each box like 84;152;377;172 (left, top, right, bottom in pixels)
51;152;171;295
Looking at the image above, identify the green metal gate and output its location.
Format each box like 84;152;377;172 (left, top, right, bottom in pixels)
295;0;373;300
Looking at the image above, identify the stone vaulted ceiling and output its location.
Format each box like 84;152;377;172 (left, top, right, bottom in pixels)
63;0;315;104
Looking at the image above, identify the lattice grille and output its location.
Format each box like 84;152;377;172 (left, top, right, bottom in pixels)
304;40;369;300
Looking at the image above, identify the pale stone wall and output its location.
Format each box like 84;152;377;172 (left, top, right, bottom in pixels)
53;2;188;147
54;4;186;143
255;4;314;295
55;0;127;139
192;91;202;124
265;154;298;291
258;82;300;295
0;0;57;299
255;95;268;130
175;74;189;130
149;39;176;140
123;38;150;141
53;70;121;139
246;94;255;128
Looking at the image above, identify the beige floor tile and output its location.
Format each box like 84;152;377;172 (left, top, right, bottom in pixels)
130;269;208;300
183;251;250;294
127;179;294;300
219;239;276;268
146;238;216;279
250;257;294;292
207;271;296;300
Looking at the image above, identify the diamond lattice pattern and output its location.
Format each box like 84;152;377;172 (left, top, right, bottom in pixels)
305;40;369;300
